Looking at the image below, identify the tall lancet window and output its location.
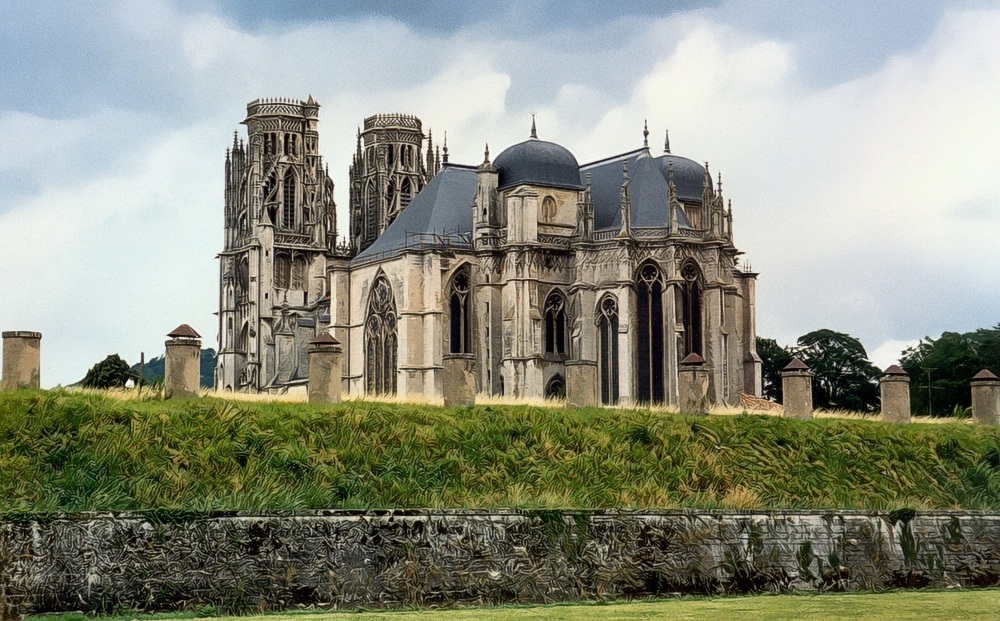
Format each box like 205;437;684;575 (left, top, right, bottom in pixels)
544;292;567;355
274;254;290;290
449;267;472;354
597;295;620;405
365;275;397;395
636;262;665;404
679;262;703;357
282;170;296;229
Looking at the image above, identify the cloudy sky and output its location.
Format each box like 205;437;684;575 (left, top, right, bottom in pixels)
2;0;1000;387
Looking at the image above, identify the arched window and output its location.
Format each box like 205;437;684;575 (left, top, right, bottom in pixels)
636;263;665;404
541;196;557;222
386;144;395;168
239;323;248;352
291;256;308;290
365;275;398;395
679;262;703;357
597;295;620;405
226;317;233;350
365;180;378;240
544;292;567;355
449;267;472;354
274;254;290;289
386;181;396;215
282;171;295;229
237;257;249;297
545;374;565;399
401;178;412;209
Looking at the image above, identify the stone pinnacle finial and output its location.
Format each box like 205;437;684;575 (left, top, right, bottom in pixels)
643;119;649;148
530;114;537;139
622;160;629;180
717;171;723;194
664;129;671;154
442;131;449;164
483;143;490;163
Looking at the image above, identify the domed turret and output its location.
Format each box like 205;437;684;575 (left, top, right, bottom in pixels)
493;120;583;191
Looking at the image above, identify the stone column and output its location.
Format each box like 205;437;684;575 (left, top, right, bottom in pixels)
1;331;41;390
307;333;343;404
442;353;476;408
565;360;598;409
781;358;813;420
164;324;202;400
880;365;911;423
678;353;710;416
970;369;1000;425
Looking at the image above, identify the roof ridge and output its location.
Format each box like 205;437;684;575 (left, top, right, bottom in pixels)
580;148;648;169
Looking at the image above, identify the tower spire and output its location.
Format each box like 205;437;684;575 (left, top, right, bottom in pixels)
530;114;537;139
643;119;649;148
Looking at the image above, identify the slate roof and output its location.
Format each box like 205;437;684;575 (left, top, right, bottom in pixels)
352;142;710;264
353;165;477;264
580;149;697;231
494;138;584;191
167;324;201;339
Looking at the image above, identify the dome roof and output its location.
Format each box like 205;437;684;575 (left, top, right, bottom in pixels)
494;138;584;191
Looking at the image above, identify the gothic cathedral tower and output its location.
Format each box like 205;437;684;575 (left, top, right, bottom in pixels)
349;114;440;253
216;97;337;392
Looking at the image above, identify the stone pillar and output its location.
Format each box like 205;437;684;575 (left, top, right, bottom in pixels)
970;369;1000;425
678;353;710;416
565;360;598;408
307;333;343;404
1;331;41;390
880;365;911;423
164;324;202;400
781;358;813;420
442;353;476;408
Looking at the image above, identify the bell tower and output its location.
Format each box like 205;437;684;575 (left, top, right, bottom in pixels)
216;96;337;393
349;113;439;254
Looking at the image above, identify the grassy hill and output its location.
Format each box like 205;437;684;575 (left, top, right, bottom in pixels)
1;389;1000;514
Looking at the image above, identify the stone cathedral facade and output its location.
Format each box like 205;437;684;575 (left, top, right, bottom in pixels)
217;97;762;405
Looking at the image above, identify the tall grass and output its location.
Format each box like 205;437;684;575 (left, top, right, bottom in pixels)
1;389;999;514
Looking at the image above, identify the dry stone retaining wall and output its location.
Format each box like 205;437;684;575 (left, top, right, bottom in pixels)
2;509;999;615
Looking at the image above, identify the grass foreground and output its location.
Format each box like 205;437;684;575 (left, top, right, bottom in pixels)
27;590;1000;621
2;389;1000;513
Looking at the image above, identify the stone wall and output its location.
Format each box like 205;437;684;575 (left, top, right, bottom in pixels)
2;509;999;615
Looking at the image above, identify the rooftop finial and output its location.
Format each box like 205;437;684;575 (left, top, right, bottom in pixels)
717;171;723;194
664;129;671;154
530;114;537;139
483;143;490;163
442;131;449;164
643;119;649;148
622;160;629;181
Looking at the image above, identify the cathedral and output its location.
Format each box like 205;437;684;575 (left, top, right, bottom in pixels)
216;97;762;406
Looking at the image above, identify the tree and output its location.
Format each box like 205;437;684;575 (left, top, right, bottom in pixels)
900;325;1000;416
757;337;793;402
796;329;880;412
80;354;138;389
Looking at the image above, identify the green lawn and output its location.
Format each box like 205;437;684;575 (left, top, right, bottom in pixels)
238;590;1000;620
3;389;1000;512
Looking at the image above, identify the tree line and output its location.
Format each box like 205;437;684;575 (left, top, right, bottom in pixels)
758;324;1000;416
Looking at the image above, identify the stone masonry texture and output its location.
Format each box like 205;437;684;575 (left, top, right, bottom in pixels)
1;510;999;615
1;331;41;390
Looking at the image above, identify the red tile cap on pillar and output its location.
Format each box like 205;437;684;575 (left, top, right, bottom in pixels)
882;365;908;376
309;332;341;345
679;353;705;365
972;369;1000;380
167;324;201;338
783;358;809;371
